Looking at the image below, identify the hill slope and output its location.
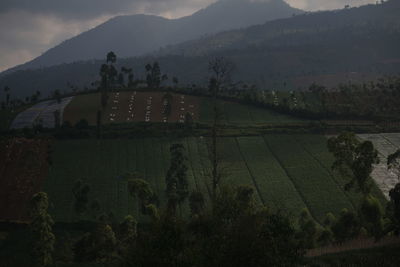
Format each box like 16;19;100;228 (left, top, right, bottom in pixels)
3;0;301;73
1;1;399;99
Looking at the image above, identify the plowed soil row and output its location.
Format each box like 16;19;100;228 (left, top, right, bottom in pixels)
63;91;199;125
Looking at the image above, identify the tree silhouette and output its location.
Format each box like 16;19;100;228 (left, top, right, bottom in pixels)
106;51;116;64
145;62;162;89
388;149;400;181
4;86;10;106
29;192;55;267
165;144;189;216
208;57;234;202
328;132;379;195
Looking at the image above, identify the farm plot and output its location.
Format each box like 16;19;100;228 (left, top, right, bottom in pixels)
0;138;50;222
263;134;355;222
44;138;212;222
235;136;307;216
63;92;199;126
11;97;73;129
358;133;400;198
199;98;305;125
44;135;373;224
293;134;387;207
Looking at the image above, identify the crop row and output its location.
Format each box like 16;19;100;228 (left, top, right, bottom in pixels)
263;135;355;222
45;135;386;224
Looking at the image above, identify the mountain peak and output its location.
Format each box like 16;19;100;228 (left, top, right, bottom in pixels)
3;0;301;73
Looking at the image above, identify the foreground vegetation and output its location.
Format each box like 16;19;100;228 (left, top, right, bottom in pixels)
45;134;387;224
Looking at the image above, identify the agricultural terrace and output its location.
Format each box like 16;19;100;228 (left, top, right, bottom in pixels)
63;92;199;126
63;91;305;126
44;134;385;224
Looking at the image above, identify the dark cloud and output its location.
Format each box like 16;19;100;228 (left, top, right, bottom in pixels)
0;0;154;19
0;0;217;19
286;0;375;10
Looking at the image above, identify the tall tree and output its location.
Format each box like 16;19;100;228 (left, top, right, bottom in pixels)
387;183;400;236
96;110;102;139
208;57;234;202
388;149;400;181
30;192;55;267
328;132;379;195
145;62;162;89
127;177;156;215
4;86;10;106
106;51;117;64
165;144;189;216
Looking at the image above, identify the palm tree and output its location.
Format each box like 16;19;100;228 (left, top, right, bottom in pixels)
4;86;10;106
106;51;117;64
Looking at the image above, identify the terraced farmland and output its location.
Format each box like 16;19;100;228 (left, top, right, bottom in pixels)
44;134;383;223
61;91;305;127
63;92;200;126
199;98;304;125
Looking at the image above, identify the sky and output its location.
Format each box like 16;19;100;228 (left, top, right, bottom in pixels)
0;0;377;72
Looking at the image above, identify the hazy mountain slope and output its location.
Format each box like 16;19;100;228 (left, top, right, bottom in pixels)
1;0;399;99
158;0;400;56
3;0;300;73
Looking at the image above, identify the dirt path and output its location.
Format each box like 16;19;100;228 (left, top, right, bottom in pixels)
306;236;400;257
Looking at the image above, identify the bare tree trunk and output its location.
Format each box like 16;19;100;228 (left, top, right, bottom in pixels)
208;56;234;204
211;93;218;202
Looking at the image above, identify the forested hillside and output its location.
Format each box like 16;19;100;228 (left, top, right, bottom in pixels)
1;0;399;99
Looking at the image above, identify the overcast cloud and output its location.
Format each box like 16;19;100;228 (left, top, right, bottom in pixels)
0;0;376;72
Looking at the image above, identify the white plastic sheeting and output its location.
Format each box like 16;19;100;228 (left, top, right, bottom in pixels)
11;97;74;129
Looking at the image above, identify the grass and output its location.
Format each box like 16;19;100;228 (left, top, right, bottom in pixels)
63;93;103;125
263;134;356;222
44;134;386;224
199;97;305;125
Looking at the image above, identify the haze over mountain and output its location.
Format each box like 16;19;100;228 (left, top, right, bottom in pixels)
4;0;301;73
1;0;399;99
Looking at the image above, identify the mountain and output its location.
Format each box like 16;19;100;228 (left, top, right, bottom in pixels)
158;0;400;57
1;0;399;99
3;0;301;73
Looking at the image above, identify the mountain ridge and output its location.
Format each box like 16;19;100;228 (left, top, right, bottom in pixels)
2;0;301;74
2;1;399;99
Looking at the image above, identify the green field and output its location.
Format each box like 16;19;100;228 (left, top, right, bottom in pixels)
199;98;305;125
44;134;383;223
